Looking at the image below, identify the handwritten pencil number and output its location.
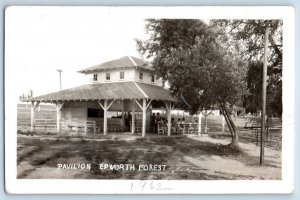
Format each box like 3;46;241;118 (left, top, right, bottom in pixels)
130;181;172;191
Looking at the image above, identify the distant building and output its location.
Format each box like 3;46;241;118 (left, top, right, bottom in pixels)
19;89;33;101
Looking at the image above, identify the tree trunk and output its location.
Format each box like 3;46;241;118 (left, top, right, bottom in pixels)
220;103;239;149
205;115;208;133
221;106;234;141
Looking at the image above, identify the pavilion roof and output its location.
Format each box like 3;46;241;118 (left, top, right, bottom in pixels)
78;56;153;74
25;82;175;103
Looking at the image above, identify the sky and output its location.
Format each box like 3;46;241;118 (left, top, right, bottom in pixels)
5;6;288;100
5;7;147;97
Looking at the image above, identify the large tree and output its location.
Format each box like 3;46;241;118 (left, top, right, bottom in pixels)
212;20;283;118
137;19;247;148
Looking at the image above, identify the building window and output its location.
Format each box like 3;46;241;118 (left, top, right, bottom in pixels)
120;71;125;79
93;74;98;81
106;72;110;81
87;108;104;118
139;72;143;80
151;74;155;83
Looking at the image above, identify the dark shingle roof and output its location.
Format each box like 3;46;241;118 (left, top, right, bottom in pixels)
78;56;153;74
26;82;175;102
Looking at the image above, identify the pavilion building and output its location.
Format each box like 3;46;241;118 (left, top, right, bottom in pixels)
26;56;176;137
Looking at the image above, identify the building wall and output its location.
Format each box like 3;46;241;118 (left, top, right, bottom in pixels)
134;69;162;86
88;68;162;86
92;69;135;83
60;100;151;128
61;101;88;127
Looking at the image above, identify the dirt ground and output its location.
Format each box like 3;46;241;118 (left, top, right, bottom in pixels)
17;132;281;180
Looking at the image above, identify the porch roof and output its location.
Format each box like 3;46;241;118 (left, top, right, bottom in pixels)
25;81;175;102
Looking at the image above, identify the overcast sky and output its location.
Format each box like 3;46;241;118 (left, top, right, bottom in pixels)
6;6;285;100
6;7;147;97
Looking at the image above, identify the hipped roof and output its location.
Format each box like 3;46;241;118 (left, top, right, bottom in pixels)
26;82;175;103
78;56;153;74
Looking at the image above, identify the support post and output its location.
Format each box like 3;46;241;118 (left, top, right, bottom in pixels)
167;102;172;136
56;101;65;132
260;23;269;165
198;112;202;135
142;99;147;137
56;105;61;132
30;102;35;131
131;109;135;134
121;101;125;127
103;100;108;135
98;99;115;135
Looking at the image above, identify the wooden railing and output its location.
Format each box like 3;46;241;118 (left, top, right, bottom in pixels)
33;119;57;130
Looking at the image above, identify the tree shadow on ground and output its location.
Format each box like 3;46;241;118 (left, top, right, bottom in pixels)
17;135;280;179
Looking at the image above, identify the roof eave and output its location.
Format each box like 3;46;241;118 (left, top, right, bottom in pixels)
78;66;154;74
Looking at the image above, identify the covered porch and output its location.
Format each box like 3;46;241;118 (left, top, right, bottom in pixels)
25;81;176;137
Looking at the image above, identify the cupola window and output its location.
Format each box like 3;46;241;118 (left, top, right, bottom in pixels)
93;74;98;81
106;72;110;81
120;71;125;79
139;72;143;80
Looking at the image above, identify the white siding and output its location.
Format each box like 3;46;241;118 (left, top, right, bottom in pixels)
88;68;163;86
134;70;162;86
90;69;136;83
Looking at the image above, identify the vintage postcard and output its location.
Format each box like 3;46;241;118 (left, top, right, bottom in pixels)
5;6;295;194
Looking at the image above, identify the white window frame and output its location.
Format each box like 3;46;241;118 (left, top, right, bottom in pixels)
151;74;155;83
93;74;98;81
139;72;143;80
120;71;125;80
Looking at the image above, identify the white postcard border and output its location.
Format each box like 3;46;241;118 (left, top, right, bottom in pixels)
5;6;295;194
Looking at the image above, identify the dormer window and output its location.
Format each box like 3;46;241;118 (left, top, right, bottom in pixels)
120;71;125;79
106;72;110;81
139;72;143;80
93;74;98;81
151;74;155;83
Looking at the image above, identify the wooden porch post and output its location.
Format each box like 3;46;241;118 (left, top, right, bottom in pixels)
133;99;152;136
142;99;147;137
121;101;125;127
163;101;173;136
98;99;115;135
30;102;35;132
167;102;172;136
103;100;108;135
56;101;65;132
30;101;40;132
198;112;202;135
56;104;61;132
131;109;135;134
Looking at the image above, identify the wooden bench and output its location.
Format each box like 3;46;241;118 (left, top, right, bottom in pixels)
60;121;87;134
33;119;57;130
85;120;96;134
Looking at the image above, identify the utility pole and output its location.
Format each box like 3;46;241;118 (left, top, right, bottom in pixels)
260;22;269;165
57;69;62;91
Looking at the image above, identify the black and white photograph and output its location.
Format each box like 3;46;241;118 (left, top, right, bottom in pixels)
5;6;295;194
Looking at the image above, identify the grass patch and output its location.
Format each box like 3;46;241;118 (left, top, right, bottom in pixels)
17;134;262;180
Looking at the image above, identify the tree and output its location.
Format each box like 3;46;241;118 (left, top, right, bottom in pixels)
136;19;209;86
137;19;247;148
212;20;283;118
